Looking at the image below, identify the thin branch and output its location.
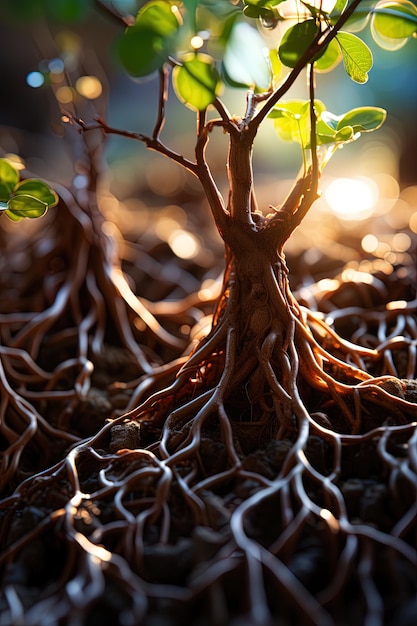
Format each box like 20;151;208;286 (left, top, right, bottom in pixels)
213;98;233;127
264;169;318;245
272;64;320;239
153;67;169;140
308;63;319;192
243;90;273;125
287;172;319;234
70;115;199;176
250;0;365;129
197;109;207;137
195;121;229;236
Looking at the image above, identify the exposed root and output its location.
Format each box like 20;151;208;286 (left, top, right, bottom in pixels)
0;181;214;490
0;223;415;624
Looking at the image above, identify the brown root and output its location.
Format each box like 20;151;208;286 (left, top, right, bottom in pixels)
0;195;416;626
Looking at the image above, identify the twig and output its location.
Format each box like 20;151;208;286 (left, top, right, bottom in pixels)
71;115;199;176
308;63;319;189
153;67;169;140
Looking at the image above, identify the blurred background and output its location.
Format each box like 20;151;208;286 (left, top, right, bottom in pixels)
0;0;416;290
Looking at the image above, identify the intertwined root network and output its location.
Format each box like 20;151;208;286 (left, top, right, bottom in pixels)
0;191;416;625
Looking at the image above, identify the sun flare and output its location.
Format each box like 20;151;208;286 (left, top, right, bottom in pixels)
324;177;379;220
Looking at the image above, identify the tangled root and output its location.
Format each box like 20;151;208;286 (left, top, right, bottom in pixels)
0;205;416;625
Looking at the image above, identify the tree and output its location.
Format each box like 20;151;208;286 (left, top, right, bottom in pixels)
72;0;414;425
0;1;416;625
74;0;417;440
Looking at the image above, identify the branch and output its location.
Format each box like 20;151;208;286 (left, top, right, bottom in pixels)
250;0;365;129
197;109;207;137
265;169;318;244
70;115;199;176
243;90;272;125
308;63;319;192
287;171;319;234
153;67;169;140
195;114;229;236
213;98;234;127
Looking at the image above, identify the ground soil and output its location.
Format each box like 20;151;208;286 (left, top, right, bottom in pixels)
0;197;416;626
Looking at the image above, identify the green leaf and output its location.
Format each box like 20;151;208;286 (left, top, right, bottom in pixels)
320;111;340;131
268;100;307;143
0;159;19;189
330;0;348;20
182;0;198;32
314;38;342;72
243;0;284;19
223;22;270;89
336;106;387;133
336;31;373;83
315;117;338;144
6;194;48;221
269;99;326;147
118;0;181;77
14;179;58;207
269;48;284;86
335;125;355;142
218;11;240;48
279;20;319;68
134;0;181;37
0;182;12;203
173;53;221;110
270;102;385;152
372;1;417;38
301;0;335;19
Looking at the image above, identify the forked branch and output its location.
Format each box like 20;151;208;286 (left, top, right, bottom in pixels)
71;115;199;176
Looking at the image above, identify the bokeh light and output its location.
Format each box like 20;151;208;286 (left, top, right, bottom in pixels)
190;35;204;49
26;71;45;88
410;210;417;234
56;86;74;104
75;76;103;100
168;230;200;259
48;58;65;74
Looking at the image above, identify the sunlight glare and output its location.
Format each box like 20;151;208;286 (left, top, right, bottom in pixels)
324;177;379;220
386;300;409;311
319;508;339;532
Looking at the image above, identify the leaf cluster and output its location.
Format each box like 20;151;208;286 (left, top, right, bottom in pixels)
117;0;416;110
0;160;58;222
269;100;386;167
